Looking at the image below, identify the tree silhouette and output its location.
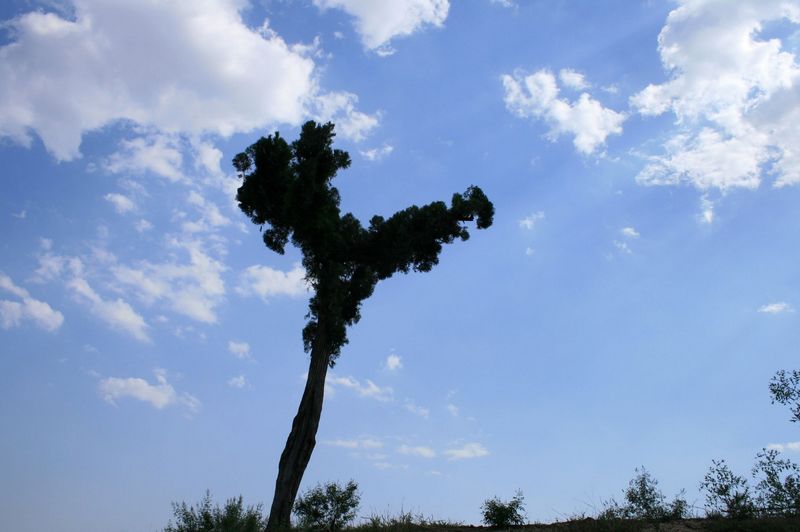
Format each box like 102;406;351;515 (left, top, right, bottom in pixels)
234;121;494;530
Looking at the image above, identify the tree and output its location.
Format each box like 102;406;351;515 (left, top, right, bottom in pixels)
770;370;800;424
293;480;360;531
699;459;755;519
600;467;687;521
234;121;494;530
481;490;526;528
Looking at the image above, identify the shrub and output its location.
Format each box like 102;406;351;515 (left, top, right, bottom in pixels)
752;448;800;516
600;467;687;521
700;459;755;519
293;480;360;531
481;490;526;527
770;370;800;424
163;491;266;532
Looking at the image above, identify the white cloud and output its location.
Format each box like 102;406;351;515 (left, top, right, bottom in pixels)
767;441;800;452
323;437;383;449
105;134;185;182
112;239;225;324
398;444;436;458
404;400;430;418
67;276;150;342
314;0;449;53
386;353;402;370
311;91;380;142
446;403;459;417
631;0;800;192
327;373;394;402
227;375;248;389
104;193;136;214
444;442;489;460
360;143;394;161
620;227;639;238
135;219;153;233
99;368;199;413
758;302;793;314
502;69;625;154
0;0;377;161
519;211;544;230
228;340;251;359
559;68;590;91
613;240;632;255
0;273;64;331
237;263;309;302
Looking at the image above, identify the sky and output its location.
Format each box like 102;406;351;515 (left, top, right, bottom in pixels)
2;0;800;530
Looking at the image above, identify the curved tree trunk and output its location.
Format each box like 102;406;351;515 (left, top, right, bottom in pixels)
266;337;331;531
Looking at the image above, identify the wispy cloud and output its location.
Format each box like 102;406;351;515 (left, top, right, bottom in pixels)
326;374;394;402
228;340;252;360
386;353;402;371
237;263;309;302
227;375;248;389
323;437;383;449
398;444;436;458
0;273;64;332
758;302;793;314
519;211;545;230
767;441;800;452
444;442;489;460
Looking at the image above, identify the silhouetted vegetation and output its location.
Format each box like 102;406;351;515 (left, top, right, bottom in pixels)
481;490;526;527
293;480;360;531
598;467;688;521
700;459;755;519
163;491;267;532
234;121;493;529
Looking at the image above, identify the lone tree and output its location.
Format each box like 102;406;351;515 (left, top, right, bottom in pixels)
234;121;494;530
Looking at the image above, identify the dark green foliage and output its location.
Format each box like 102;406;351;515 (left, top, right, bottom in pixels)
700;459;755;519
293;480;360;531
481;490;526;527
752;448;800;516
163;491;266;532
770;370;800;424
600;467;687;521
235;121;494;365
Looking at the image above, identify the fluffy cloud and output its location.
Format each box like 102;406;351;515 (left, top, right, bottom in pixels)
326;373;394;402
314;0;449;54
0;273;64;332
444;442;489;460
767;441;800;452
519;211;545;230
68;276;150;342
227;375;248;389
398;444;436;458
559;68;590;91
99;368;199;413
105;134;185;182
0;0;377;161
758;302;793;314
112;238;225;324
621;227;639;238
502;69;625;154
360;143;395;161
104;193;136;214
631;0;800;191
386;353;402;370
228;340;251;359
237;263;309;302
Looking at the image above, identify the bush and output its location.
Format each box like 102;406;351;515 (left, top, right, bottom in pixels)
770;370;800;424
163;491;266;532
481;490;526;527
700;459;755;519
752;448;800;516
293;480;360;531
600;467;687;521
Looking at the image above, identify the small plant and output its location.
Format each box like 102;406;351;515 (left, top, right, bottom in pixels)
752;448;800;516
163;491;266;532
481;490;526;527
700;459;755;519
293;480;360;531
600;467;687;521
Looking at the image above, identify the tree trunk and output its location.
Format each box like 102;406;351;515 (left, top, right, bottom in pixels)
266;338;331;531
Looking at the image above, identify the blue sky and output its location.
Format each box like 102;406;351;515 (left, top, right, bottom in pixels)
2;0;800;530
